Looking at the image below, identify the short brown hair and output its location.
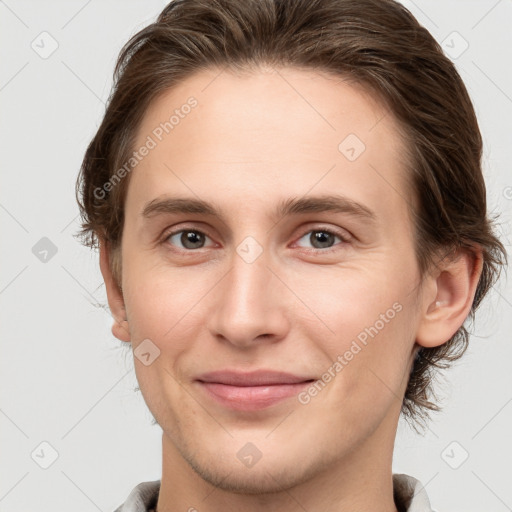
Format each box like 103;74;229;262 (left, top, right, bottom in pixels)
75;0;507;424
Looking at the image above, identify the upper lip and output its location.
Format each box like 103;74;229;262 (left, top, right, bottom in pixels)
196;370;315;386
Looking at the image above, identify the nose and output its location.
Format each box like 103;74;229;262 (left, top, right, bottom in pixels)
206;246;290;349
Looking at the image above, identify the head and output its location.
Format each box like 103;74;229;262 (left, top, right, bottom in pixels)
76;0;506;493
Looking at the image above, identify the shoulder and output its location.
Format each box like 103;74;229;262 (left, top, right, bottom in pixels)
393;473;434;512
113;480;161;512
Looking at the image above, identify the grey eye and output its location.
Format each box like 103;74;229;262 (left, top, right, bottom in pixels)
296;230;342;249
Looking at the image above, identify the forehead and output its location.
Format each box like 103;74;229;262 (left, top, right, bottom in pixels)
127;66;411;228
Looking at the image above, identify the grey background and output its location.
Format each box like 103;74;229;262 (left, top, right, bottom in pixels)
1;1;511;510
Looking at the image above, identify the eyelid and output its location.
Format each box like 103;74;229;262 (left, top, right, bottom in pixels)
298;224;351;242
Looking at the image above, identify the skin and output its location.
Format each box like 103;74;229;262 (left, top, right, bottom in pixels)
99;66;482;512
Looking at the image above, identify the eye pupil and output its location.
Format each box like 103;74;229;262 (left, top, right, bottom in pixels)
311;231;334;249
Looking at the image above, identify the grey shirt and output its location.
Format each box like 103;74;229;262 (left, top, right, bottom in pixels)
114;473;433;512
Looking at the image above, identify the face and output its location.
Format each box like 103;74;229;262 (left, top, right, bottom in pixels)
112;66;427;492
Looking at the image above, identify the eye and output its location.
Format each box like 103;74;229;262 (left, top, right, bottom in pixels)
161;226;350;253
295;228;349;251
164;229;215;250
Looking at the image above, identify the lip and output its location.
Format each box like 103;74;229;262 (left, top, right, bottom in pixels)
195;370;315;411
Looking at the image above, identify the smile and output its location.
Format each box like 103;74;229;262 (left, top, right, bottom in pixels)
195;370;315;411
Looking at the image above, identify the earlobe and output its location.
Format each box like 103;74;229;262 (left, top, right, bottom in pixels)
416;248;483;348
99;240;131;343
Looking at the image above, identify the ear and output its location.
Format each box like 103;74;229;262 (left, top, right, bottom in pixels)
416;247;483;348
99;240;131;343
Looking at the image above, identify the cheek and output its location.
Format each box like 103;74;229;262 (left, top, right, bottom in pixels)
296;261;419;399
122;252;206;343
295;261;414;340
122;264;204;426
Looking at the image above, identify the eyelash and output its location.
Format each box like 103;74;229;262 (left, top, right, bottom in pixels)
160;225;350;254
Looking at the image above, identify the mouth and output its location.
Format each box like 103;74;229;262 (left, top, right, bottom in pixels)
195;370;315;411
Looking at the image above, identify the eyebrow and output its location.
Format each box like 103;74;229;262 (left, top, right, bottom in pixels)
141;194;377;224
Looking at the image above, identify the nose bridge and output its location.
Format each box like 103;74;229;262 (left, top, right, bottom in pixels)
229;244;272;312
207;240;288;346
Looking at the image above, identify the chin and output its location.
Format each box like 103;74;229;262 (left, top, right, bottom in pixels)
187;456;313;495
174;435;332;496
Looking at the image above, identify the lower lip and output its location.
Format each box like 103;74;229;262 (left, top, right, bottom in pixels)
197;381;312;411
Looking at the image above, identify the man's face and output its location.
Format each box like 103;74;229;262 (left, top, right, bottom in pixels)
116;67;425;492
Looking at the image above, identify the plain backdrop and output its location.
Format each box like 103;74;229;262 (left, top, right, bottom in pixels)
1;1;511;511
